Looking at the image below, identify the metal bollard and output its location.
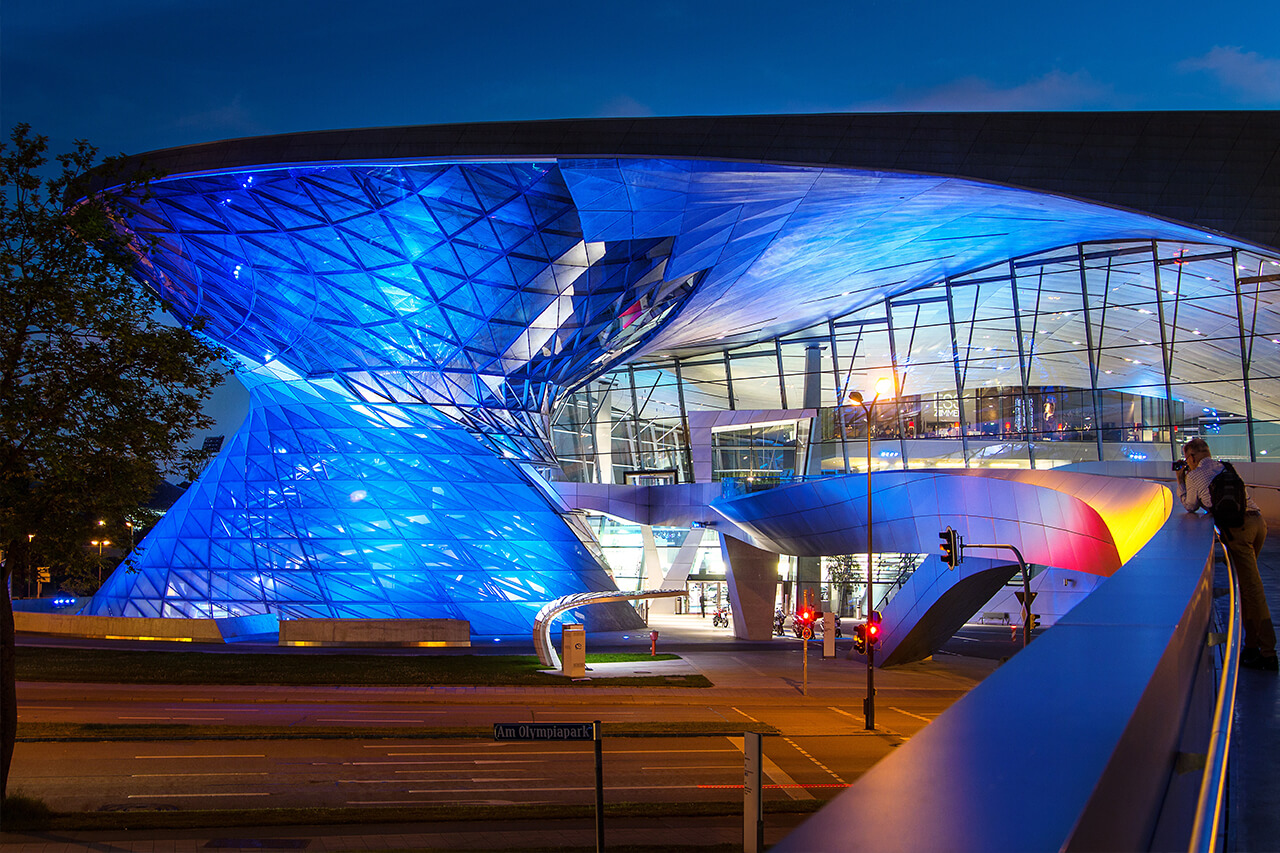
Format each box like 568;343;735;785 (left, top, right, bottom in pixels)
650;629;659;656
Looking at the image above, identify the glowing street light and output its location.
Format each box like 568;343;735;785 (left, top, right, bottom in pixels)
847;375;894;731
90;538;111;586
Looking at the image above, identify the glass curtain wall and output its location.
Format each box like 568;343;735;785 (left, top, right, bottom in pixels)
551;239;1280;482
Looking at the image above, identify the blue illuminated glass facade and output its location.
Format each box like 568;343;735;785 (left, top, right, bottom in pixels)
90;370;624;628
80;151;1275;632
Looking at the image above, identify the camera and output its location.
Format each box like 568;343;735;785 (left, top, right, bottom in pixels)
1172;458;1188;472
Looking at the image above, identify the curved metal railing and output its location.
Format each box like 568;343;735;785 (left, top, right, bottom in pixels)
1189;538;1242;853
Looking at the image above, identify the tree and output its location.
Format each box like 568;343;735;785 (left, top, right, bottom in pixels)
0;125;226;798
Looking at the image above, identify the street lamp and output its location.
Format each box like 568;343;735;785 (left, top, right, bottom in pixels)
847;376;894;731
90;539;110;586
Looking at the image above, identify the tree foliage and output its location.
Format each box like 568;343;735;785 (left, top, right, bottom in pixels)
0;124;226;797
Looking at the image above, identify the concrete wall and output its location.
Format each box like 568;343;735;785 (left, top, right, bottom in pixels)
13;611;224;642
278;618;471;647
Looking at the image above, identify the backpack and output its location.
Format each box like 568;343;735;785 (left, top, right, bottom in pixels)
1209;461;1248;537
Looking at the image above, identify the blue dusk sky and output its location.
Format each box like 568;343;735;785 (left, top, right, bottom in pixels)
4;0;1279;159
4;0;1278;444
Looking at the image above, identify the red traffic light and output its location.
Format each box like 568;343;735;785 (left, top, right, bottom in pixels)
866;610;883;649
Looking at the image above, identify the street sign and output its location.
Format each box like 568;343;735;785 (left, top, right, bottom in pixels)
493;720;605;851
1014;591;1038;605
493;722;595;741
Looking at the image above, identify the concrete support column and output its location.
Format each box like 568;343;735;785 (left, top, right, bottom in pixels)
720;535;780;640
640;524;672;613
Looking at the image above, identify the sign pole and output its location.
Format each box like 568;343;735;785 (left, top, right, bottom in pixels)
958;540;1034;646
744;731;763;853
801;624;811;695
594;719;604;853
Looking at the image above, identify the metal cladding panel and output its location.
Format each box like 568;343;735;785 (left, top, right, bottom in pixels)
111;161;701;464
100;112;1280;250
710;470;1161;577
82;372;634;634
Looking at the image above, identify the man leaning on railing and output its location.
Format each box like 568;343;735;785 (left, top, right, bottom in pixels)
1177;437;1277;671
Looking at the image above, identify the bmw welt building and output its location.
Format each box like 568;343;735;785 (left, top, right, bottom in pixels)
80;112;1280;646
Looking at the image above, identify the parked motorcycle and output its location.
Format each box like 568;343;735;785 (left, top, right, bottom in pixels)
712;607;730;628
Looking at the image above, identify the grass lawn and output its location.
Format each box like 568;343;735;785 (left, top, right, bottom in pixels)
14;646;711;687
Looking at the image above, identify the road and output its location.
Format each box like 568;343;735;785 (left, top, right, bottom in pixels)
17;732;874;811
10;616;998;814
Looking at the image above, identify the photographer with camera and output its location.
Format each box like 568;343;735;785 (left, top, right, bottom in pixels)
1176;438;1276;671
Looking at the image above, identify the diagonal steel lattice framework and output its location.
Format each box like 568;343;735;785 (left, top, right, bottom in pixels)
80;154;1244;631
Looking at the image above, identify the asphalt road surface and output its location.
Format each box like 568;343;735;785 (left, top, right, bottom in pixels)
11;618;997;815
16;733;884;811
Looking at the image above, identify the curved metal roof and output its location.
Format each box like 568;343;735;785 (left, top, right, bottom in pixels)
103;111;1280;251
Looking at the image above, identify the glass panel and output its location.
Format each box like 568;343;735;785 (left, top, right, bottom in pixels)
727;353;783;410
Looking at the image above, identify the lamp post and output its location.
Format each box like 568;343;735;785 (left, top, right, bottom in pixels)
90;538;110;586
847;376;894;731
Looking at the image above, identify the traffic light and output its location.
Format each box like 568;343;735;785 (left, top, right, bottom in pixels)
866;610;883;649
1029;614;1041;633
797;605;815;627
939;526;963;569
852;622;867;655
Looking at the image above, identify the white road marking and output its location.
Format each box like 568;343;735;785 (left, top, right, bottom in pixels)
389;763;529;768
384;749;735;756
340;773;545;778
134;754;265;759
888;706;935;723
316;719;438;723
127;792;270;798
345;794;545;799
828;706;908;737
363;743;510;749
118;716;224;721
407;785;707;793
783;737;847;784
610;749;740;754
341;709;445;714
131;772;268;778
731;707;761;722
349;760;543;766
726;735;814;801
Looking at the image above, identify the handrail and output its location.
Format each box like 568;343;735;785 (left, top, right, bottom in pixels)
1189;537;1242;853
